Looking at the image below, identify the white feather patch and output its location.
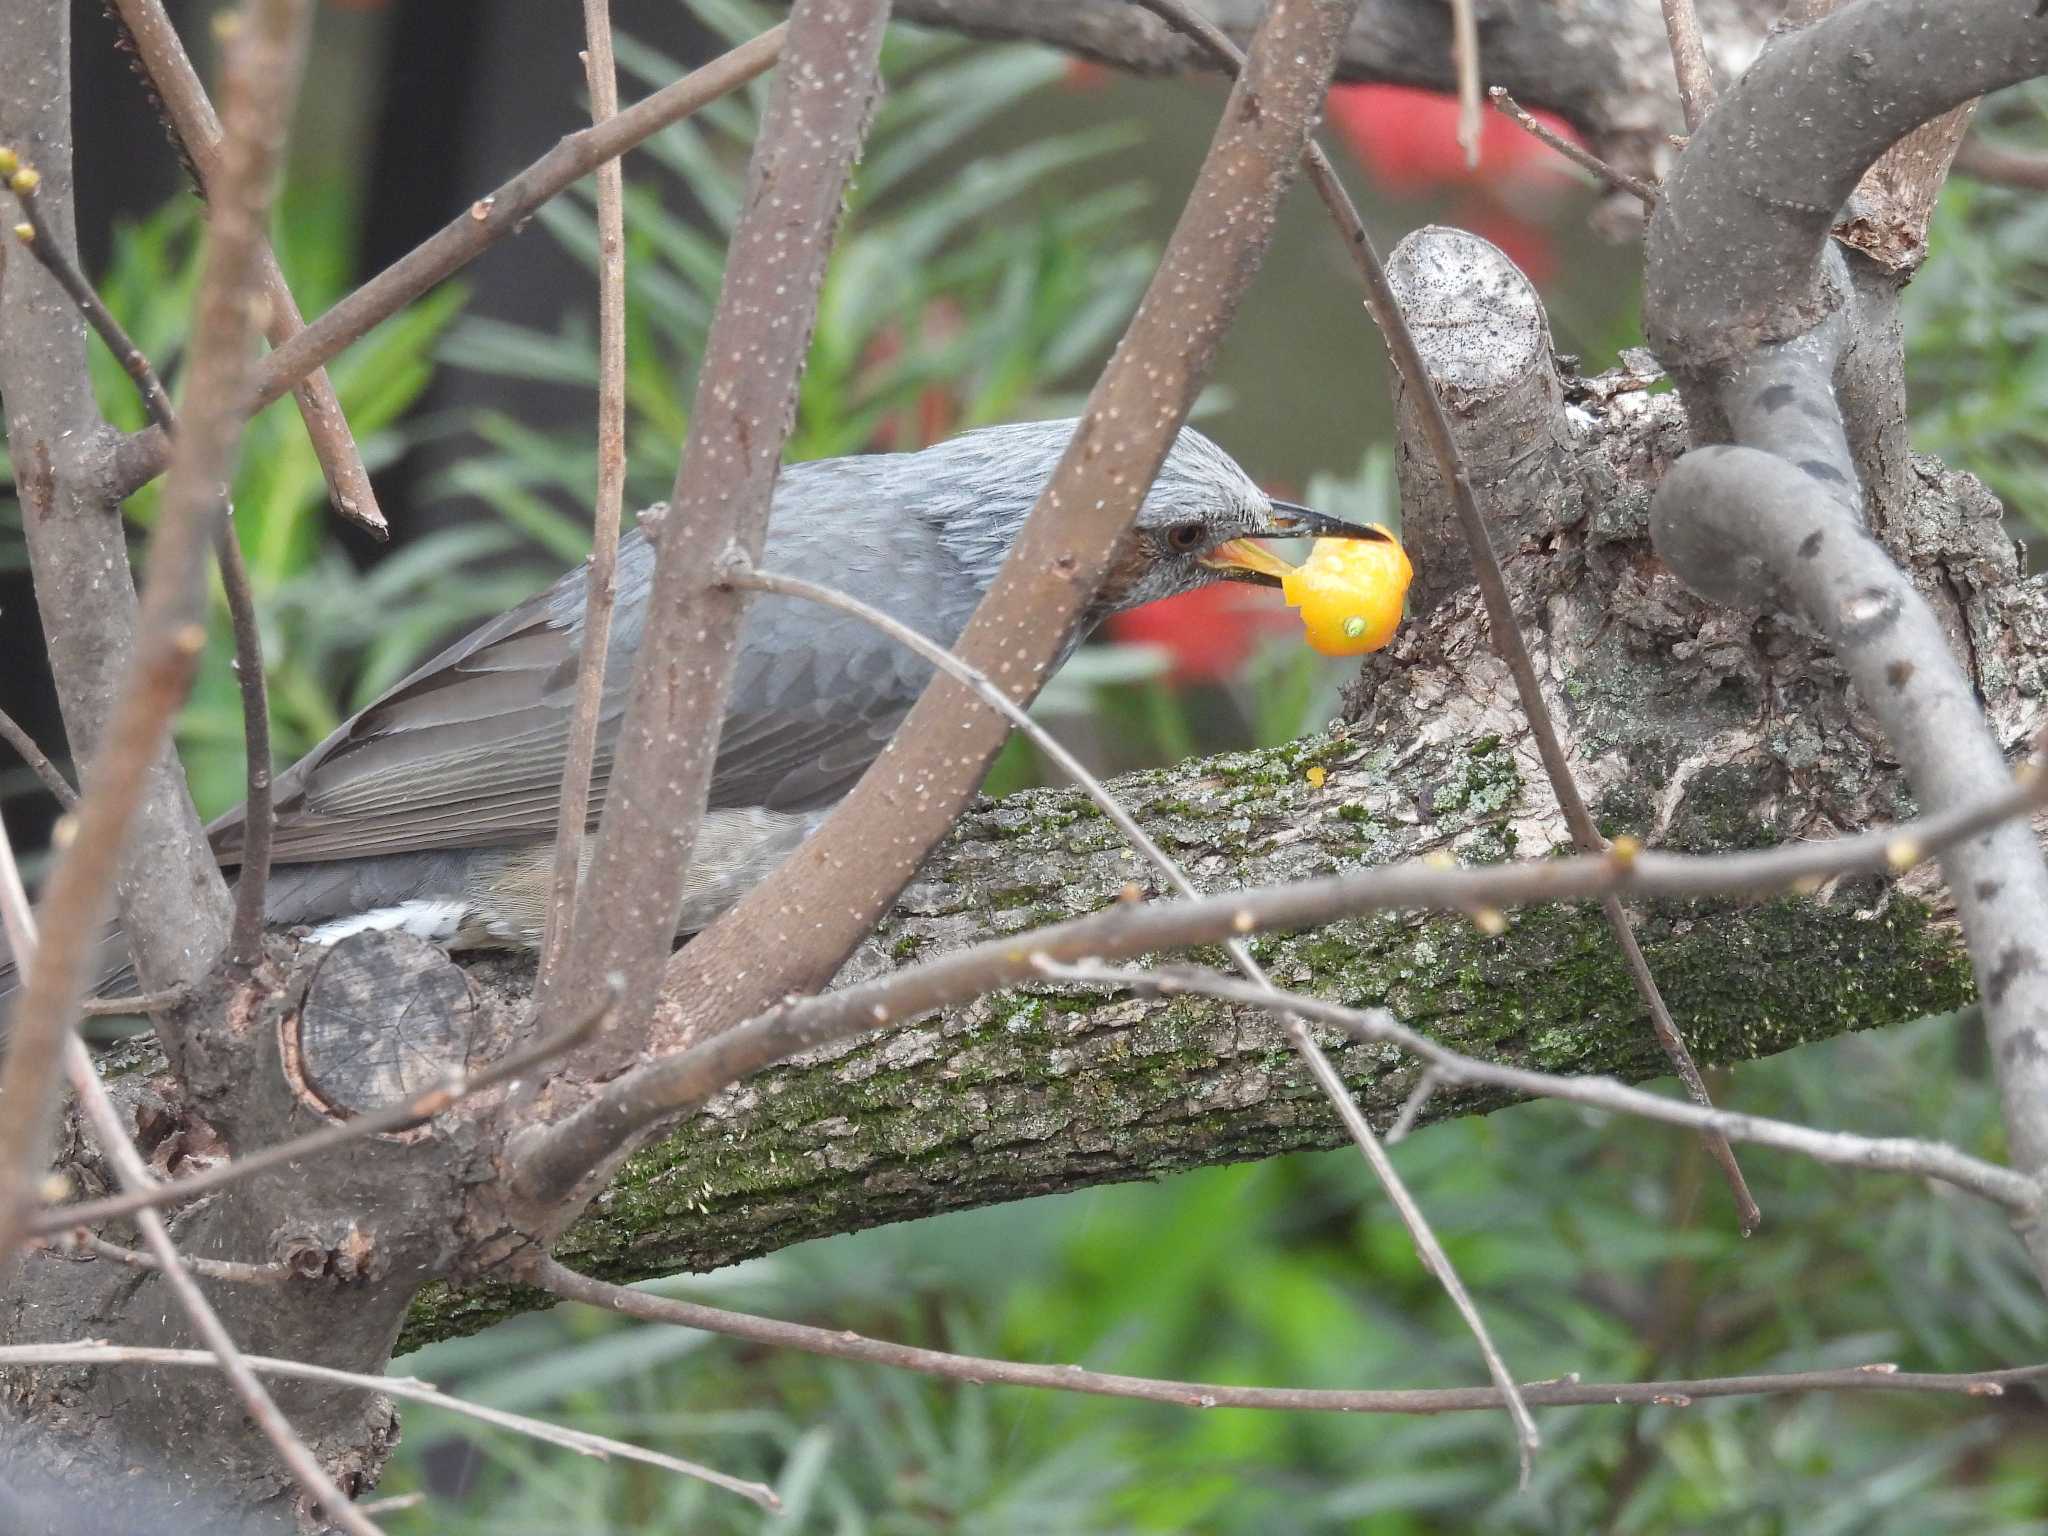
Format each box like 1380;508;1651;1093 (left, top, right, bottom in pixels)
305;899;470;946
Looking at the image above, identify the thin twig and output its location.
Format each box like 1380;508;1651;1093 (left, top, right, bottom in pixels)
637;562;1539;1474
1658;0;1717;133
643;0;1363;1069
533;1259;2047;1414
0;704;76;808
78;984;191;1017
0;1341;779;1509
4;796;381;1532
1386;1068;1445;1146
214;525;273;969
9;144;277;974
1130;0;1760;1234
541;740;2048;1172
4;169;174;423
357;1495;428;1517
537;0;890;1081
1449;0;1482;169
110;0;387;533
42;1229;289;1285
1487;88;1659;205
107;25;789;501
1040;959;2043;1215
539;0;630;984
29;984;616;1239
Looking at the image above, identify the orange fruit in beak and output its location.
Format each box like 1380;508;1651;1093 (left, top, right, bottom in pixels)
1280;528;1412;657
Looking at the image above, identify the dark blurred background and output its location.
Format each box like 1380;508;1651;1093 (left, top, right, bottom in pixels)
8;4;2048;1530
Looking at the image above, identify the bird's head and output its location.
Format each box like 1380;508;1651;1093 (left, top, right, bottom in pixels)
1101;426;1395;614
909;419;1395;620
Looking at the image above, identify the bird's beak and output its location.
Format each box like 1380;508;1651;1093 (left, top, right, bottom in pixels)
1200;500;1395;588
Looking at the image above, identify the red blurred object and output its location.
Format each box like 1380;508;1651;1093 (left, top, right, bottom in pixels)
862;299;967;451
1062;57;1115;92
1325;84;1584;285
1325;84;1578;194
1105;582;1296;684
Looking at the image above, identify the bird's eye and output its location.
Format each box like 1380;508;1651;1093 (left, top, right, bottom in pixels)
1164;523;1205;553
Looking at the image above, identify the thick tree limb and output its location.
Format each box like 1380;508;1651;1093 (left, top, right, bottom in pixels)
1644;0;2048;378
815;0;1776;183
1642;0;2048;1287
638;0;1365;1097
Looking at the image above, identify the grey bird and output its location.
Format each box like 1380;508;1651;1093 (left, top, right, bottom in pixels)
1;418;1388;996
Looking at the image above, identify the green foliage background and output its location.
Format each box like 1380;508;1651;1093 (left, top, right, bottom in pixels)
9;8;2048;1530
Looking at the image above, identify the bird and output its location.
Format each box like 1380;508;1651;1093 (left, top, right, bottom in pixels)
0;418;1397;999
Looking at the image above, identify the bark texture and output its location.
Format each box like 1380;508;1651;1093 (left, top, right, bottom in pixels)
398;330;2045;1341
863;0;1778;184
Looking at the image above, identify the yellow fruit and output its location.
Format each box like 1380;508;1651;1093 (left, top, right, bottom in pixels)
1279;528;1412;656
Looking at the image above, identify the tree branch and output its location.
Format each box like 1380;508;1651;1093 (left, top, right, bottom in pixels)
536;0;891;1087
7;136;278;977
107;0;387;536
779;0;1776;183
530;1259;2048;1417
501;716;2042;1243
538;0;631;984
1136;0;1757;1229
1642;0;2048;1288
106;26;788;502
0;0;310;1256
639;0;1366;1093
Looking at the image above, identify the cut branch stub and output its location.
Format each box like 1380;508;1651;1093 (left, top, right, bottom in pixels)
1384;225;1569;615
292;932;476;1117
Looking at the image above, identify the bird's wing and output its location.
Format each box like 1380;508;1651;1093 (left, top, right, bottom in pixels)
209;534;936;864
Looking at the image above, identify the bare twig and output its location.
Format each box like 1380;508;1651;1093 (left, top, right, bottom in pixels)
0;704;77;808
110;0;387;533
1658;0;1716;133
5;799;381;1530
539;0;631;984
0;0;309;1261
537;0;890;1088
1040;960;2044;1215
42;1229;289;1285
1133;0;1759;1235
108;25;789;501
1487;87;1659;205
78;984;190;1017
541;739;2048;1167
60;1031;384;1534
643;0;1363;1074
0;1341;778;1509
1449;0;1482;168
6;150;275;966
1386;1067;1445;1146
1951;133;2048;192
29;984;615;1239
214;525;273;969
5;167;174;423
533;1259;2047;1414
695;562;1539;1475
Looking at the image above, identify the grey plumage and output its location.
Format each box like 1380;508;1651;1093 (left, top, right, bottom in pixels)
3;418;1380;998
